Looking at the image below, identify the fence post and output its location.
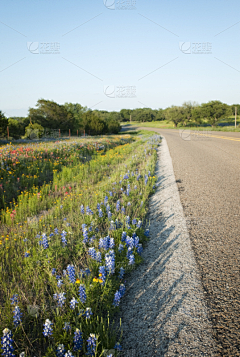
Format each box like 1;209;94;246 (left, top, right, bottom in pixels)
7;126;9;140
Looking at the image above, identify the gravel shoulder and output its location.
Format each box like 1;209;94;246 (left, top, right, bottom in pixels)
120;136;217;356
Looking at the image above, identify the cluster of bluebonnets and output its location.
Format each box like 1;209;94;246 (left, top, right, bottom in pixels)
1;134;161;356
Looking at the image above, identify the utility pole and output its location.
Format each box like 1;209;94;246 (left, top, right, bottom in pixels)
235;106;237;129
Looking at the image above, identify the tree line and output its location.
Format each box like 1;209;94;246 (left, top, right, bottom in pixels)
0;99;121;139
1;99;239;139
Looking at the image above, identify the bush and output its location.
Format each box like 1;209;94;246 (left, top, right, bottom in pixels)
25;123;44;139
107;120;121;134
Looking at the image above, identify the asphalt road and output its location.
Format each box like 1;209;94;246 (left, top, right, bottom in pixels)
123;127;240;356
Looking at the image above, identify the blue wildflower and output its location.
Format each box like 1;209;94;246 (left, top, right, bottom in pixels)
99;266;106;284
80;204;84;214
61;231;67;247
129;254;135;265
118;243;124;253
83;228;89;244
10;294;18;305
54;228;59;234
73;328;83;351
105;250;115;274
57;279;63;288
132;219;137;225
96;251;102;262
116;200;120;212
119;267;124;279
42;234;49;249
67;264;76;284
119;284;126;297
56;293;66;308
1;328;15;356
86;334;97;356
63;322;71;332
13;306;22;327
43;319;53;337
85;307;93;319
70;297;78;309
56;344;66;357
88;247;97;260
108;211;112;219
121;206;125;214
121;231;127;242
104;196;108;205
114;342;122;351
127;202;131;206
52;268;56;276
79;284;87;304
109;238;115;249
137;243;143;255
113;290;121;307
65;351;74;357
144;229;150;237
98;208;103;218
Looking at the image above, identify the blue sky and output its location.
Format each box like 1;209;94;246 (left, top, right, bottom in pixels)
1;0;240;117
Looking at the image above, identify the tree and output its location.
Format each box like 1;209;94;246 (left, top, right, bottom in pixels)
25;123;44;139
201;101;231;127
0;111;8;137
64;103;88;131
164;106;184;127
29;99;74;130
82;111;107;135
107;120;121;134
120;109;132;122
181;101;199;126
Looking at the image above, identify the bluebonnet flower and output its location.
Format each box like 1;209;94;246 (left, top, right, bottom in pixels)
129;254;135;265
80;204;84;214
85;268;91;276
137;243;143;255
118;244;124;253
137;220;142;228
73;328;83;351
116;200;120;212
145;176;148;185
144;229;150;237
63;218;67;221
70;297;78;309
57;279;63;288
85;307;93;319
119;180;122;184
54;228;59;234
123;174;129;179
10;294;18;305
56;293;66;308
109;238;115;249
119;284;126;297
126;216;130;225
65;351;74;357
63;269;67;277
13;305;22;327
63;322;71;332
113;290;121;307
98;208;103;218
96;252;102;262
60;205;63;209
131;171;134;176
67;264;76;283
89;235;96;244
42;233;49;249
121;231;127;242
82;223;87;230
126;189;130;196
66;222;71;227
109;220;115;230
56;274;61;280
83;228;89;244
23;238;27;242
106;203;110;212
61;231;67;247
88;247;97;260
108;211;112;220
132;219;137;225
86;334;97;356
134;185;137;190
120;187;124;192
140;201;143;207
104;196;108;205
43;319;53;337
137;174;141;181
119;267;124;279
79;284;87;304
49;232;54;237
99;266;106;284
105;250;115;274
127;202;131;206
36;233;41;239
86;206;93;215
114;342;122;351
99;236;110;250
148;170;151;177
109;191;113;197
121;206;125;214
1;328;15;356
97;203;100;210
56;344;66;357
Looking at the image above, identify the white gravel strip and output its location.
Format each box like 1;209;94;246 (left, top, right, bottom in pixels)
120;136;217;356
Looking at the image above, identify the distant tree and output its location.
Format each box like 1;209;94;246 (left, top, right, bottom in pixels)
120;109;132;122
107;120;121;134
8;118;26;139
82;111;107;135
25;123;44;139
64;103;88;131
201;101;232;127
164;106;184;127
181;101;199;126
29;99;74;130
0;111;8;137
154;109;165;121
